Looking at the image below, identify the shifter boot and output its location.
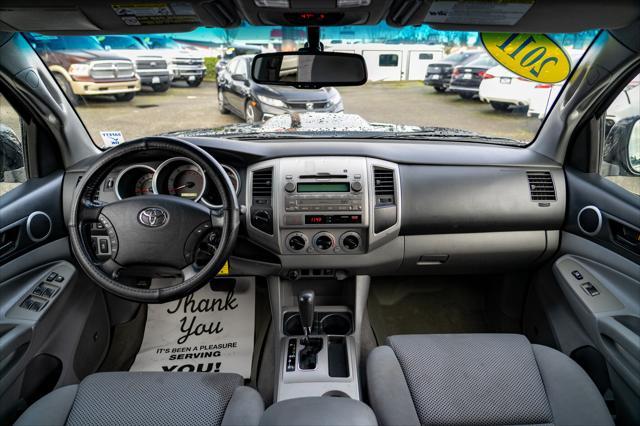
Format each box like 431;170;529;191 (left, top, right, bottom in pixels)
298;337;323;370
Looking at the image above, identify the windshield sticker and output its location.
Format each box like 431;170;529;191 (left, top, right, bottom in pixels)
425;0;534;26
111;3;199;26
481;33;572;83
100;131;125;146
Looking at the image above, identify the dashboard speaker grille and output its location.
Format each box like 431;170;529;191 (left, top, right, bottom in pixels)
252;168;273;197
527;171;556;201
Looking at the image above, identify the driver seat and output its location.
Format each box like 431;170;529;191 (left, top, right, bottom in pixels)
15;372;264;426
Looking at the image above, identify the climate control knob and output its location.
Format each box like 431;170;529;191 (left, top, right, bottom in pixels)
313;232;335;251
340;232;361;251
286;233;308;251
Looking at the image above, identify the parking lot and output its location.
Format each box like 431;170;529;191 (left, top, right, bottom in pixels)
76;80;541;146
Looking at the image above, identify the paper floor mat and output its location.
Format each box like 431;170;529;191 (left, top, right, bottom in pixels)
130;278;255;378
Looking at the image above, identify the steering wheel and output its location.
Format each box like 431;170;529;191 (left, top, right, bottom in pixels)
68;137;240;303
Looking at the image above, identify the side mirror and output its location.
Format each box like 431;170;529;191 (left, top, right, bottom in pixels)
603;116;640;176
0;124;24;183
231;73;246;82
251;51;367;89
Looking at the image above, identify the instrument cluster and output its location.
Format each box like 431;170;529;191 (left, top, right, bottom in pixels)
114;157;240;207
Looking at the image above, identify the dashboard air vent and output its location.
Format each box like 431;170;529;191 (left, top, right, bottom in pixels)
527;171;556;201
252;168;273;197
374;168;395;202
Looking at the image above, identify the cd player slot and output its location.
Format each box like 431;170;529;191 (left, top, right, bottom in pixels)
299;174;348;179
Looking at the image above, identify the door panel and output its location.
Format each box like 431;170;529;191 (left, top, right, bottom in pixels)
0;173;110;423
555;167;640;424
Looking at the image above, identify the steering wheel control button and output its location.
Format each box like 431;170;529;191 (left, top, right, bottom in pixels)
286;233;308;252
313;232;335;251
98;215;119;258
138;207;169;228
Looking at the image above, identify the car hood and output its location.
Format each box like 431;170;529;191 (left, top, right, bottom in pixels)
163;113;429;136
106;50;165;61
257;85;337;102
147;48;203;59
41;49;132;62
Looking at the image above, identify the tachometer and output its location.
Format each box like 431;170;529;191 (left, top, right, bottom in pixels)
167;164;205;200
115;165;156;199
134;173;154;196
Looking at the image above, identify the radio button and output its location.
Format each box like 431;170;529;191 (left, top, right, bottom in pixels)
351;181;363;192
284;182;296;193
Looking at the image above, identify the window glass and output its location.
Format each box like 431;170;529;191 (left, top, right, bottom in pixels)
601;72;640;195
26;26;597;147
236;59;248;77
0;94;26;197
379;54;399;67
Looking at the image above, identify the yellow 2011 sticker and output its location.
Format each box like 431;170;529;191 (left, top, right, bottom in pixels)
481;33;572;84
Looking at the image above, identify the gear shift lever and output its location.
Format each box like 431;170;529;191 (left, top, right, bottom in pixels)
298;289;315;344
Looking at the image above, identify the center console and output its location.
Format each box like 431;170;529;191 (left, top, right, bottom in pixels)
267;275;370;402
246;156;401;272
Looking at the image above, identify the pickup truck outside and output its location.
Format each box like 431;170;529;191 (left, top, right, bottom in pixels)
24;34;140;105
135;35;206;87
98;35;173;92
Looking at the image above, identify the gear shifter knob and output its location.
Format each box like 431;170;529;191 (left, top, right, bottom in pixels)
298;289;315;338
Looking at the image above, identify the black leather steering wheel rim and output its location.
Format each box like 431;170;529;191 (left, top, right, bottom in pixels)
68;137;240;303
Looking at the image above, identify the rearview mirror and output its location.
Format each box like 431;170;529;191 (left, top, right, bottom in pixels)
251;52;367;89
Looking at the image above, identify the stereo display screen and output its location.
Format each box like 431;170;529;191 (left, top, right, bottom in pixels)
297;182;350;193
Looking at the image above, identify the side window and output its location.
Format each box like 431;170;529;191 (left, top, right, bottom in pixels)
236;59;248;77
0;93;26;197
379;54;399;67
419;53;433;60
601;73;640;196
227;59;239;75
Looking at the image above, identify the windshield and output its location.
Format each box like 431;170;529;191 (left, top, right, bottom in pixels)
99;35;146;50
27;35;104;51
144;36;182;49
28;25;597;148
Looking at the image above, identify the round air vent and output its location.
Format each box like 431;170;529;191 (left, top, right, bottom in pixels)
27;211;52;242
577;206;602;236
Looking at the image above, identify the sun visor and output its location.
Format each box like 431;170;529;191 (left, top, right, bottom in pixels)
0;1;240;34
387;0;640;32
0;8;100;31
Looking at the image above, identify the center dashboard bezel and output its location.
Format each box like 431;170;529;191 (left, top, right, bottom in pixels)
246;156;401;258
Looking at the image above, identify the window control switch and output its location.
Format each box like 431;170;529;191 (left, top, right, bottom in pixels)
34;283;60;299
581;282;600;297
21;295;49;312
571;270;584;280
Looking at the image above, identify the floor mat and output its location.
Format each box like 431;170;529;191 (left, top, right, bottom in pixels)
368;276;490;344
130;277;255;378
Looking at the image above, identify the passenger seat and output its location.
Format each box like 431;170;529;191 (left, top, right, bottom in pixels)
367;334;613;426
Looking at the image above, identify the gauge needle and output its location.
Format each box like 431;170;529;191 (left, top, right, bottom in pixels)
173;182;196;191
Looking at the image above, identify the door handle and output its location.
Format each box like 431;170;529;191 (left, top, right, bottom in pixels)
0;323;32;362
598;316;640;366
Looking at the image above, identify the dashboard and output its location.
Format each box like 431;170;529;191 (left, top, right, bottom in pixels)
64;138;567;278
95;158;241;207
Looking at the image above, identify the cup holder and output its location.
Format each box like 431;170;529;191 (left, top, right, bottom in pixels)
322;390;350;398
282;311;353;336
320;313;352;335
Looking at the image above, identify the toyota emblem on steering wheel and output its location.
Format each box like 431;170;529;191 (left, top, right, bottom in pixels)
138;207;169;227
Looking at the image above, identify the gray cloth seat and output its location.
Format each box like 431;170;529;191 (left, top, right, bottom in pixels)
15;372;264;426
367;334;614;426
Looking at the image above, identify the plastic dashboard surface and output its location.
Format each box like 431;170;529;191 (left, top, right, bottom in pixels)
62;137;565;275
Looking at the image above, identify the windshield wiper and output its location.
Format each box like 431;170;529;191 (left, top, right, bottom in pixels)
369;131;522;145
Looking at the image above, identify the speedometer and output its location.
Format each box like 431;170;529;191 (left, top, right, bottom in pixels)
134;173;154;196
167;164;205;200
